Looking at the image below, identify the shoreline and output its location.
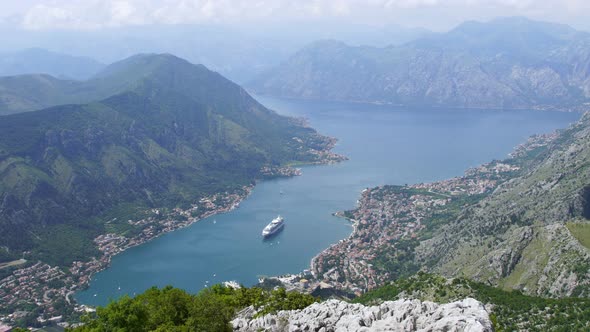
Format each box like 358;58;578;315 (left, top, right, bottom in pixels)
303;129;569;294
251;92;586;113
75;184;255;293
0;135;347;327
74;144;347;300
309;212;358;280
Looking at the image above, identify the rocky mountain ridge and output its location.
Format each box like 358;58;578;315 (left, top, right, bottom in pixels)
310;110;589;299
249;17;590;111
419;112;590;297
232;298;492;332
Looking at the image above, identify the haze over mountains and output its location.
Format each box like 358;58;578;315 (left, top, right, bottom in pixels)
0;48;105;80
1;12;590;330
0;53;337;266
0;23;431;83
249;17;590;110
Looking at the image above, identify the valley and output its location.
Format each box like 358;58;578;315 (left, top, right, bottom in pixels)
0;55;344;326
1;11;590;331
74;97;578;311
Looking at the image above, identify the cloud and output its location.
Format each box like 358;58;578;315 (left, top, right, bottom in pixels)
13;0;590;31
22;1;149;29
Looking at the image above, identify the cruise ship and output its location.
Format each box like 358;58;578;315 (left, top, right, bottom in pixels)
262;215;284;237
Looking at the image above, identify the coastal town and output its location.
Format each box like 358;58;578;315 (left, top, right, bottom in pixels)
0;130;556;329
0;143;345;330
267;132;558;297
309;158;520;292
0;185;253;329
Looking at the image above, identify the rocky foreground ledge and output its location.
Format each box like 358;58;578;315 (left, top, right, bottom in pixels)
232;298;493;332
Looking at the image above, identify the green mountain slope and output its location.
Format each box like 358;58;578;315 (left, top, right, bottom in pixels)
312;111;590;302
0;53;236;115
0;74;79;115
0;54;336;266
249;17;590;110
418;113;590;297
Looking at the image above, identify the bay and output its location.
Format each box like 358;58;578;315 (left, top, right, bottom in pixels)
76;97;580;306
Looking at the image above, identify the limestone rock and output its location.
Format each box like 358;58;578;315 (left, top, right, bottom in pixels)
232;298;492;332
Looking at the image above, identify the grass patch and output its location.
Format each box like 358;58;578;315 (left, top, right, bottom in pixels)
500;232;550;292
566;222;590;249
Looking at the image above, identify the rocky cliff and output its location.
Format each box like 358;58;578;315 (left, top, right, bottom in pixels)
249;17;590;111
232;298;492;332
418;112;590;297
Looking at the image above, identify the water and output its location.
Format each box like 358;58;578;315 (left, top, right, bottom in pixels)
76;97;580;306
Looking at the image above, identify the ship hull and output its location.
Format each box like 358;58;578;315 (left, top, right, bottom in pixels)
262;222;284;238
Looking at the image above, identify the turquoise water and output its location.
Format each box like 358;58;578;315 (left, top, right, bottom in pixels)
76;97;580;306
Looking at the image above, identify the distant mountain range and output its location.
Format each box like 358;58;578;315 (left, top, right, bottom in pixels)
0;48;104;80
249;17;590;110
0;23;431;83
0;54;336;265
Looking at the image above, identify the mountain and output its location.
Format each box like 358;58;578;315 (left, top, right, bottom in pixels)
0;54;187;116
312;110;590;301
0;23;430;83
0;48;104;80
248;17;590;110
1;53;267;116
0;54;338;266
418;112;590;297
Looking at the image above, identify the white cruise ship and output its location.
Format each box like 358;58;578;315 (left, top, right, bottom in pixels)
262;215;284;237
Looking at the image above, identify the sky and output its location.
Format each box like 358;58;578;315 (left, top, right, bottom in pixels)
1;0;590;32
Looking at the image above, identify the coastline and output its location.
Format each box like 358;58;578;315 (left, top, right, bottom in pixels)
0;136;347;327
251;92;587;113
302;131;565;295
76;184;255;290
309;212;358;280
74;143;347;300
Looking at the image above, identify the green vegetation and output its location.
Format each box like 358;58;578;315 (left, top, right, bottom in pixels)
355;273;590;332
567;221;590;249
0;54;336;267
371;239;420;280
70;285;317;332
420;192;487;240
66;274;590;331
32;224;103;267
410;112;590;297
0;247;20;264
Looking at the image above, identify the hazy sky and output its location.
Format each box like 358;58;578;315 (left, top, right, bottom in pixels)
1;0;590;32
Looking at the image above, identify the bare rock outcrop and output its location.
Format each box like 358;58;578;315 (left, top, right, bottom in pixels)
232;298;493;332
